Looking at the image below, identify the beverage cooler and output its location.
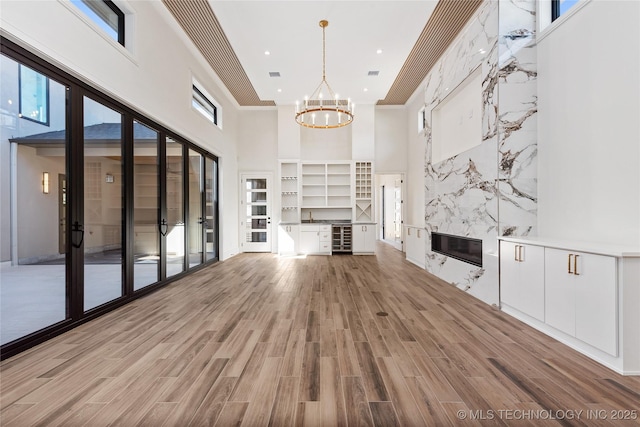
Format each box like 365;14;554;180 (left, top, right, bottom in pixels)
332;224;352;253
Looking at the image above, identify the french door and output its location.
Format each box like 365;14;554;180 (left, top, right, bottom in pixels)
241;174;272;252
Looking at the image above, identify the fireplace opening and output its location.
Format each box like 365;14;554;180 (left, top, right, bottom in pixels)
431;232;483;267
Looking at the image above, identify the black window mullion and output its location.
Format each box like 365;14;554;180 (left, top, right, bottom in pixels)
123;115;134;296
158;132;167;280
69;87;85;321
212;158;219;261
182;143;189;272
551;0;561;21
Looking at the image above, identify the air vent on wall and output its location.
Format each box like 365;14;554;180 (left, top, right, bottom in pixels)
269;72;281;77
368;71;380;76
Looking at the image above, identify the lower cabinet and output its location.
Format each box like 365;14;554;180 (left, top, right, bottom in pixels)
278;224;299;256
545;248;617;356
299;224;331;255
499;241;545;322
405;226;425;268
352;223;376;255
498;237;639;374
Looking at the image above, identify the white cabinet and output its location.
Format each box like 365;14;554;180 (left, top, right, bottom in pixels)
278;224;299;256
300;224;331;255
498;236;640;374
405;226;425;268
353;223;376;255
545;248;617;356
499;241;545;322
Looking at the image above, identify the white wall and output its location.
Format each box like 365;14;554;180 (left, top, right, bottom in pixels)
405;92;426;228
375;107;407;173
237;110;278;171
537;0;640;247
0;0;243;258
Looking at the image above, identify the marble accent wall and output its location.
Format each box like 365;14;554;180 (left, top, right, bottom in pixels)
422;0;537;305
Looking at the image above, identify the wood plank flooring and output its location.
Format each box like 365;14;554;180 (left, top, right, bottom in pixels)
1;243;639;426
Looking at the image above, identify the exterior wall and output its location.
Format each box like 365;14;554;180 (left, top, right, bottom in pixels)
537;0;640;247
0;0;241;259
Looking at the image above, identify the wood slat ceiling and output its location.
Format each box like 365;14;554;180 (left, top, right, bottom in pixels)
377;0;484;105
162;0;483;107
162;0;276;107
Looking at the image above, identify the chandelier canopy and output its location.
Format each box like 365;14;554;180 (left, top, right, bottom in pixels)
295;20;354;129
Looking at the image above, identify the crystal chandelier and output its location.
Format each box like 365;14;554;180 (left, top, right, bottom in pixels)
295;20;354;129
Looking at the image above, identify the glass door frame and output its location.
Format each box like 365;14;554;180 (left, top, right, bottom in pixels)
240;172;272;253
0;37;220;360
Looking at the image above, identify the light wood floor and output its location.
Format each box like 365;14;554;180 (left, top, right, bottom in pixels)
1;243;639;426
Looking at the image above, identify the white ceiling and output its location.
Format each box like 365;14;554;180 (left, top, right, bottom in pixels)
208;1;439;107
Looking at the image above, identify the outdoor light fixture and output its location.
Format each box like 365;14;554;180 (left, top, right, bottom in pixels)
295;20;354;129
42;172;49;194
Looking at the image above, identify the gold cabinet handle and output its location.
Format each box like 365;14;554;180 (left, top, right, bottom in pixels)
518;245;524;262
568;254;574;274
417;229;421;238
515;245;519;262
573;255;579;275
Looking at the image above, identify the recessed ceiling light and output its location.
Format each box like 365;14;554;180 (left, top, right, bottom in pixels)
445;87;449;91
376;49;382;54
264;50;270;55
363;88;368;92
479;48;486;54
277;89;282;93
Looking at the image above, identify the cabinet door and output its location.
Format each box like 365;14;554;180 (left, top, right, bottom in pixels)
353;224;375;254
574;253;617;356
500;242;545;321
278;225;299;255
545;248;576;336
299;231;319;254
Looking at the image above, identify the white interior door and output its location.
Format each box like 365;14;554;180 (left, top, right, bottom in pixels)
240;174;272;252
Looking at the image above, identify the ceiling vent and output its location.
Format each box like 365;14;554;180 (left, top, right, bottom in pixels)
269;72;281;77
368;71;380;76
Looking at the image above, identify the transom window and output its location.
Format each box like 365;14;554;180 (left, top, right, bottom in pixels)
192;84;221;128
71;0;125;45
19;64;49;126
552;0;580;21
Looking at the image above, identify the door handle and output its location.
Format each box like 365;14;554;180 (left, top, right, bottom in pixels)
518;245;523;262
515;245;519;261
71;221;84;248
573;255;579;275
568;254;574;274
159;219;168;237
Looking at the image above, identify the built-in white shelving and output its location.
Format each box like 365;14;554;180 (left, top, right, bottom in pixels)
280;162;300;223
354;161;373;222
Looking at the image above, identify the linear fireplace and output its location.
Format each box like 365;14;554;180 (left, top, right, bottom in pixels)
431;232;483;267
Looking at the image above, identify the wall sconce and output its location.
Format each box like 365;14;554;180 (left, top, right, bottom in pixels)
42;172;49;194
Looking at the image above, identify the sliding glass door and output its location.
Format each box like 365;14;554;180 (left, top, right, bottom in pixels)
133;121;159;290
188;149;203;268
205;157;218;262
0;54;69;344
165;137;185;278
83;96;124;311
1;41;220;358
